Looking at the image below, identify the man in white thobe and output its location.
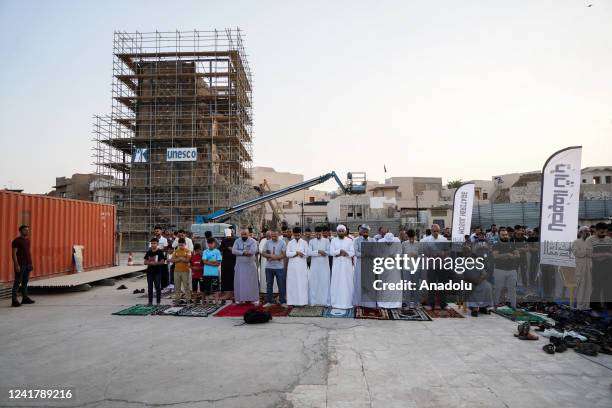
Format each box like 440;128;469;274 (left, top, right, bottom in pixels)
353;224;376;307
308;226;331;306
286;227;309;306
329;225;355;309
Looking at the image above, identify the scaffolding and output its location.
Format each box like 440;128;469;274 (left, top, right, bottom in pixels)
93;29;254;250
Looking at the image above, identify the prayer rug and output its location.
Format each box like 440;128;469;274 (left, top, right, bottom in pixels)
259;304;292;317
177;305;213;317
355;307;391;320
288;306;326;318
389;307;432;321
425;308;464;319
213;303;257;317
323;307;354;319
156;305;184;316
493;306;546;323
112;304;159;316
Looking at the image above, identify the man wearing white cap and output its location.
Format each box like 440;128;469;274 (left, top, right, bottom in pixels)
286;227;309;306
307;226;331;306
329;225;355;309
377;232;403;309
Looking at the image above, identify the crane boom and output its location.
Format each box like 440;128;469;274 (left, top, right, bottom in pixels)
201;171;353;222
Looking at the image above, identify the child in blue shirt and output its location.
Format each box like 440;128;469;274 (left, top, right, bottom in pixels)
202;238;223;304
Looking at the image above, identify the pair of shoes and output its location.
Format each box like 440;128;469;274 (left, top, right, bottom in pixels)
478;307;490;315
11;299;21;307
21;297;35;304
516;322;539;340
549;337;567;353
471;309;479;317
575;342;600;357
543;344;556;354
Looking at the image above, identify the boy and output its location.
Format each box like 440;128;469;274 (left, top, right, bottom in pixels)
173;238;192;304
144;238;166;306
191;243;204;303
202;237;223;304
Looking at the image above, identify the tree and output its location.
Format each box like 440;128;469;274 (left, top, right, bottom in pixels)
447;179;463;189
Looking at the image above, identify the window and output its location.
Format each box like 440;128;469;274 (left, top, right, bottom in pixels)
606;176;611;184
593;176;601;184
483;193;488;200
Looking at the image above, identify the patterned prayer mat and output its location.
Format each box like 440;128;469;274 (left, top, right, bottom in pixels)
260;304;292;317
425;308;464;319
156;305;184;316
389;307;432;321
177;305;216;317
288;306;326;318
323;307;354;319
112;304;160;316
493;306;546;323
355;307;391;320
213;303;257;317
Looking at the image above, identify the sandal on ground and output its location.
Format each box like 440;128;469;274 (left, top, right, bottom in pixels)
543;344;555;354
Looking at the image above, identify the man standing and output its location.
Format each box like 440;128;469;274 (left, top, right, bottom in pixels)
286;227;309;306
422;224;449;310
144;238;166;306
219;228;237;301
492;228;519;308
308;226;331;306
173;238;192;305
329;225;355;309
262;230;287;306
11;225;34;307
172;229;194;252
587;223;612;312
258;230;273;294
150;226;169;288
486;224;499;244
232;228;260;304
353;224;375;307
402;229;422;308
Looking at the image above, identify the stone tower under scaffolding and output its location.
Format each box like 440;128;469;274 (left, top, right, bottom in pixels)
93;29;253;250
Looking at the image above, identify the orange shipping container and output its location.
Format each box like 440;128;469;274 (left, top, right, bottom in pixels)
0;191;116;284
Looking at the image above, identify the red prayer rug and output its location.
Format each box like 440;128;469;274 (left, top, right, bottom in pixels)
213;303;256;317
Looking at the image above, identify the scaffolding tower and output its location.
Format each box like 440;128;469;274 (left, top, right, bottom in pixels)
93;29;253;250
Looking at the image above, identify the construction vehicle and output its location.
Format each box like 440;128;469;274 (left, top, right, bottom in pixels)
193;171;366;226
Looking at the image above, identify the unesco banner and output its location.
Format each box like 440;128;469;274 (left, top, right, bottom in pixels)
451;183;475;243
166;147;197;162
539;146;582;267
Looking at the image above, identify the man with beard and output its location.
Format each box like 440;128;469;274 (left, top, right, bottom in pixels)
307;226;331;306
353;224;376;307
329;225;355;309
232;228;260;304
492;227;520;308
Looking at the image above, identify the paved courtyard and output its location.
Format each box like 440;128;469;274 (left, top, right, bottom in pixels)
1;276;612;408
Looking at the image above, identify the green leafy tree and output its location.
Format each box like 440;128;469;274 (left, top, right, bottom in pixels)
447;179;463;189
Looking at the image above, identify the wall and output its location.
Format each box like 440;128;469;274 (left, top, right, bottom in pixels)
1;191;116;284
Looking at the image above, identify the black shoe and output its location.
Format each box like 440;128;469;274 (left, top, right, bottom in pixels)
543;344;555;354
11;299;21;307
21;297;35;304
471;309;479;317
478;307;490;314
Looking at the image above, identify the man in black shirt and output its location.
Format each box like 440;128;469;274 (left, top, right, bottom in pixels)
11;225;34;307
492;227;519;307
144;238;167;306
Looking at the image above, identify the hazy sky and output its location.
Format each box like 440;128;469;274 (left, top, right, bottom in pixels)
1;0;611;193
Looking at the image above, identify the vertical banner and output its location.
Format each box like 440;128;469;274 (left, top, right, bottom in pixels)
451;183;475;242
539;146;582;267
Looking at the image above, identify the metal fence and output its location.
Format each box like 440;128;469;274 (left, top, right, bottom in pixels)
471;199;612;228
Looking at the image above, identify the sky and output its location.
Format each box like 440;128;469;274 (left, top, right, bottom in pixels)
0;0;611;193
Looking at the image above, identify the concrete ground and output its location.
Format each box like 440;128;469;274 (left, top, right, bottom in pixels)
1;275;612;408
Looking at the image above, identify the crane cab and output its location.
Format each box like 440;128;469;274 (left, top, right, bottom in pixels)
346;172;367;194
